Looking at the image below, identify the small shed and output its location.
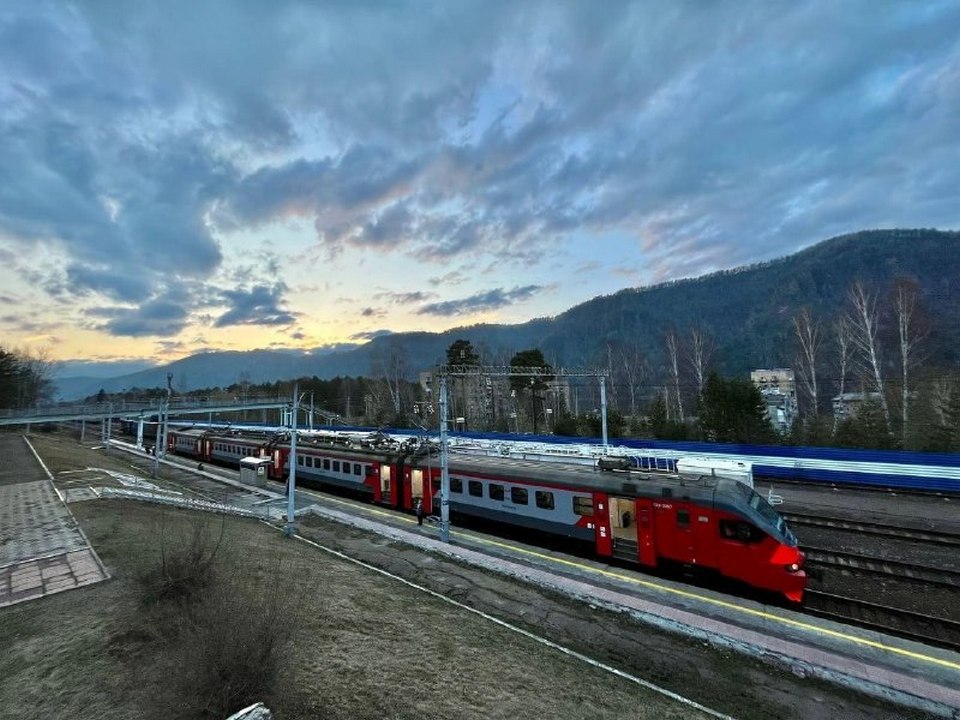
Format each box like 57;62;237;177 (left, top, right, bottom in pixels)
240;456;271;487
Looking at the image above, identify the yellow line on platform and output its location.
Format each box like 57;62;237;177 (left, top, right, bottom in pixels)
300;488;960;673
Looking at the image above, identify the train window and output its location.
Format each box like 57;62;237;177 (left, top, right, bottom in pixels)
720;520;762;543
297;455;304;466
511;487;528;505
489;483;504;501
573;496;593;516
323;459;330;470
677;509;690;527
535;491;555;510
333;461;341;472
353;463;361;476
468;480;483;497
451;478;463;493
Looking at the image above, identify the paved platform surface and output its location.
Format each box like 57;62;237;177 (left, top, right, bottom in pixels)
0;435;109;608
301;500;960;718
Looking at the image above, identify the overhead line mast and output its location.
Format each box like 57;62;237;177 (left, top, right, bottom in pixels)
435;364;608;543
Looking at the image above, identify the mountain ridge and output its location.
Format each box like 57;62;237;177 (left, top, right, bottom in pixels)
54;228;960;400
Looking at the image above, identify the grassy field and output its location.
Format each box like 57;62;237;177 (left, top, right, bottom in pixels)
0;437;717;720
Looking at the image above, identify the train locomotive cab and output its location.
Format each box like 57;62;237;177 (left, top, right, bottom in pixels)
715;480;806;602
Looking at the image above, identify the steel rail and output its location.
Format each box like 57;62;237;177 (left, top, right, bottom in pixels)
803;589;960;652
801;546;960;589
785;512;960;547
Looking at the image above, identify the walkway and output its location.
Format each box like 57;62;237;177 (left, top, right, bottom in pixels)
0;434;109;608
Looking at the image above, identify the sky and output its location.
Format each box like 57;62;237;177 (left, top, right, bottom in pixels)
1;1;959;371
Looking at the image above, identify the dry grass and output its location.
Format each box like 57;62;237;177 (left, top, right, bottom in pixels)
0;497;712;720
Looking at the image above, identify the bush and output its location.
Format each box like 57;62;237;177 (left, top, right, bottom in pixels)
139;512;225;606
136;511;310;718
171;561;302;717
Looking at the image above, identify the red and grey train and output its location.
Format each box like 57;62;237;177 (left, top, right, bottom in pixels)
167;427;807;602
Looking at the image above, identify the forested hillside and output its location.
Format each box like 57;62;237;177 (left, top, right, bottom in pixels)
544;228;960;373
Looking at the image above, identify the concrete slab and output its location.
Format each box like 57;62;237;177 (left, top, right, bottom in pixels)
0;435;109;609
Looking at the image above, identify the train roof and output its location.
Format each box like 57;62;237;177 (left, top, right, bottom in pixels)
433;452;747;505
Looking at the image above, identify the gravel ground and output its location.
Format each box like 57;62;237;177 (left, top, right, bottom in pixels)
796;526;960;622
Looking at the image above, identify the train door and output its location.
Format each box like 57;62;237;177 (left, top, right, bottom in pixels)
607;496;639;561
593;492;612;557
693;507;719;569
379;464;392;504
653;500;692;563
635;498;656;567
672;502;696;564
411;469;424;505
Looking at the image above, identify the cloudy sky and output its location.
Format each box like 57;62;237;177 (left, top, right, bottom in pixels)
2;1;959;368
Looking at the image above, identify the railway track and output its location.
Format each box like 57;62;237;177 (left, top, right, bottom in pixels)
801;546;960;589
784;512;960;547
803;589;960;651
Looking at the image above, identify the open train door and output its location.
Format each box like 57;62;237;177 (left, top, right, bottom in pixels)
607;496;640;562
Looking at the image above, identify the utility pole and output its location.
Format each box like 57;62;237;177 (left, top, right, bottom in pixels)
600;376;608;450
285;381;299;537
435;364;607;544
439;373;450;543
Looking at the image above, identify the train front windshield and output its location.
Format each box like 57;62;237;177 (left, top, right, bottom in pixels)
740;484;796;546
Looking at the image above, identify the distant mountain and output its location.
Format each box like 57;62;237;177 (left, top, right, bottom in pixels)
53;228;960;400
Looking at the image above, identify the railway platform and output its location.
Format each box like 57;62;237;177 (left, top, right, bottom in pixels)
0;435;109;609
294;493;960;719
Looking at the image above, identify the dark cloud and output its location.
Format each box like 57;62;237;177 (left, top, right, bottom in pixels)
214;283;298;327
418;285;542;316
373;290;435;305
360;307;386;318
3;0;960;346
87;297;189;337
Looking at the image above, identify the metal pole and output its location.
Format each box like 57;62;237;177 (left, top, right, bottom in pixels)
136;415;144;449
285;381;298;537
599;376;608;450
105;403;112;454
152;401;163;478
439;373;450;543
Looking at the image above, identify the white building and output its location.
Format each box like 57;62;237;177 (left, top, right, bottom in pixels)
751;369;797;433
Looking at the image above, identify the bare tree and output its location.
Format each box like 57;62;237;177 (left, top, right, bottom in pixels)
792;309;822;417
604;340;648;416
687;326;714;399
893;279;927;444
370;338;408;417
930;377;954;427
847;281;891;433
665;330;684;420
833;317;853;436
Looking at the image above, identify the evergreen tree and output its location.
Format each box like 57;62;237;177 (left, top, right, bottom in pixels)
697;373;775;444
509;349;553;433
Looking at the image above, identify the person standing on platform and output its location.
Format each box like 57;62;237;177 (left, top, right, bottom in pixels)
416;497;424;526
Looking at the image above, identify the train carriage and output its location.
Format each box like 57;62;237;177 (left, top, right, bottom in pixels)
165;428;804;601
427;453;806;601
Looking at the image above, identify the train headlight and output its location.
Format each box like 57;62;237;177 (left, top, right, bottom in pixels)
785;562;801;573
